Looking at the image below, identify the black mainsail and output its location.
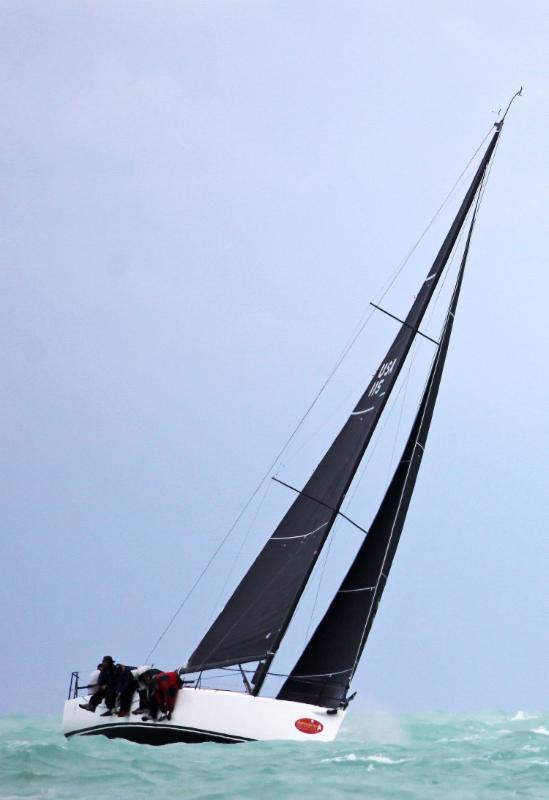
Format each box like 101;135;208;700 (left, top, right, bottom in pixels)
183;128;501;683
278;199;481;708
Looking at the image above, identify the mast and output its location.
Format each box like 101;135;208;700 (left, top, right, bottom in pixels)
182;127;501;690
278;189;486;709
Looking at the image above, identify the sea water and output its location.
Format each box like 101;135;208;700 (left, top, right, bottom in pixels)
1;712;547;799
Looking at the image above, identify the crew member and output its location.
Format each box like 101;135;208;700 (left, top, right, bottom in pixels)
79;656;116;713
131;666;162;715
114;663;137;717
143;670;183;721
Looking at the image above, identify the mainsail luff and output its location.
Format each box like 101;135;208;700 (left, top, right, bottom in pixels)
183;129;500;681
278;195;482;709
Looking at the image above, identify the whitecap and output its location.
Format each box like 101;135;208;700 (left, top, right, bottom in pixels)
438;734;482;743
366;754;411;765
512;710;538;721
321;752;411;765
321;753;358;763
532;726;549;736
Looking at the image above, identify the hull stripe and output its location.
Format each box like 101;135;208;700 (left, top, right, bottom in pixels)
65;721;254;744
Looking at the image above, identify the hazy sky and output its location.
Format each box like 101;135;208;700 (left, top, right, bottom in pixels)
1;2;548;717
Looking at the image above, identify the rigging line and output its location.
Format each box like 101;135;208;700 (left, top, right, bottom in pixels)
379;203;471;486
277;125;494;473
278;125;495;472
294;126;496;433
144;320;379;660
271;477;369;535
351;355;414;488
476;127;502;209
267;357;416;670
386;341;415;485
277;323;398;471
207;477;273;629
145;128;498;664
369;304;440;345
269;359;416;669
290;666;353;679
303;519;336;645
345;336;419;511
281;293;425;471
332;193;481;687
295;206;463;568
179;514;331;672
148;304;373;661
273;305;377;472
191;131;504;684
284;334;419;523
373;126;494;306
424;223;463;327
383;213;468;485
349;174;491;685
145;475;284;662
220;666;293;679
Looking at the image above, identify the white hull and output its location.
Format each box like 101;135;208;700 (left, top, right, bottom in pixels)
63;686;346;744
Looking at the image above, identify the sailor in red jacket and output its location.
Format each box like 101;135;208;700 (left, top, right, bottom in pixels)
144;671;183;721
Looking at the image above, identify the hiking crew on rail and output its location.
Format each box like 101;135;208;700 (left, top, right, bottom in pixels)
79;656;183;721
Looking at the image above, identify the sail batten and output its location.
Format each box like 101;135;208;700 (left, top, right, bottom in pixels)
183;129;500;683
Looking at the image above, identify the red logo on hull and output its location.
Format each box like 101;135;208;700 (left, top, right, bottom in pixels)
295;718;324;734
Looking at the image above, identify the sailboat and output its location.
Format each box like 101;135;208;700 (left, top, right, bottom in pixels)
63;99;518;745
